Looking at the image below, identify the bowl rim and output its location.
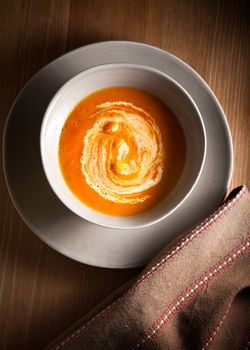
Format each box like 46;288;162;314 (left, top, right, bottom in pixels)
40;62;207;229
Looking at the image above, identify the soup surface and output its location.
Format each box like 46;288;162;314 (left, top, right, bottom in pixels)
59;86;186;216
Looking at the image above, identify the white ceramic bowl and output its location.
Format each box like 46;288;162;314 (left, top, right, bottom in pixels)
40;63;206;229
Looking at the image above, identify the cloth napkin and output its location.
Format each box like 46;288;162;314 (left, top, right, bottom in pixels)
46;186;250;350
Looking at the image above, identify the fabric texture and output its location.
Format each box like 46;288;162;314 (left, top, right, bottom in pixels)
46;186;250;350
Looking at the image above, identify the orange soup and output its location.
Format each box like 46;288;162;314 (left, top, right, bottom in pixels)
59;87;186;216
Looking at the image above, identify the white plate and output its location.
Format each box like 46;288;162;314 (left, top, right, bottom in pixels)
3;41;233;268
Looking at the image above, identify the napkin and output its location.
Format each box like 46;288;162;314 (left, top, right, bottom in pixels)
46;186;250;350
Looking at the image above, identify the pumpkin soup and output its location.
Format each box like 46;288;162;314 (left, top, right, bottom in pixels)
59;87;186;216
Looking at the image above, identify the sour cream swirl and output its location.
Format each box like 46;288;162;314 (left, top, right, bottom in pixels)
81;101;164;203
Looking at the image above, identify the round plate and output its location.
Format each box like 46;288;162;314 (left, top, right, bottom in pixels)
3;41;233;268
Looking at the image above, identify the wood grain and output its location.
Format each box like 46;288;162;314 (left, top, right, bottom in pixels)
0;1;249;349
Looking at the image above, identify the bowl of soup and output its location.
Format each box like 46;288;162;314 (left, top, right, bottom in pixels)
40;63;206;229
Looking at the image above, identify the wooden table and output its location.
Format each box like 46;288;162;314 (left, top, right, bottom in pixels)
0;1;249;349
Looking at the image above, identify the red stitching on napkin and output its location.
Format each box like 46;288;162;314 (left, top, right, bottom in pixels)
201;303;232;349
133;237;250;349
55;186;247;350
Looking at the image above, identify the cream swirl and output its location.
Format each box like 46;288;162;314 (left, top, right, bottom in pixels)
81;101;164;203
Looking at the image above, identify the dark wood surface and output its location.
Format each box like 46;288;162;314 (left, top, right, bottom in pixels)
0;1;249;349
